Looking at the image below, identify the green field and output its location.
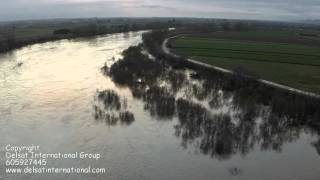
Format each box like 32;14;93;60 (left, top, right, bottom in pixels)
171;34;320;94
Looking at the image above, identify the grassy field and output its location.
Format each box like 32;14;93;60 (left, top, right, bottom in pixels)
171;32;320;94
185;29;320;46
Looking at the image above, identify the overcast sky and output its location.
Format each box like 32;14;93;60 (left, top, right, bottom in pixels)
1;0;320;21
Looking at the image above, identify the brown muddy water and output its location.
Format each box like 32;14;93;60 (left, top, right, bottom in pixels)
0;31;319;180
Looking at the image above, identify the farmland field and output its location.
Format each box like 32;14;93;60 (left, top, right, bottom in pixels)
171;34;320;94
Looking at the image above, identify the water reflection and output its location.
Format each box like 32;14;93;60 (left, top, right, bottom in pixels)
1;30;319;179
142;87;176;119
94;89;135;126
312;140;320;155
176;100;256;160
228;167;243;176
103;44;320;160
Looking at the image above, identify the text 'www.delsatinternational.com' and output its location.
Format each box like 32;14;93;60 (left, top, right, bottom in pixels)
3;144;107;175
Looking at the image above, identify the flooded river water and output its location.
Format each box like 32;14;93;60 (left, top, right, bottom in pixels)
0;31;319;180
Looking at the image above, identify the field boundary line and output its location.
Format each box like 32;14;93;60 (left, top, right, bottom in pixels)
162;35;320;98
173;46;320;59
192;55;320;67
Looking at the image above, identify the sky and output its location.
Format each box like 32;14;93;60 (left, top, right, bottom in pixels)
1;0;320;21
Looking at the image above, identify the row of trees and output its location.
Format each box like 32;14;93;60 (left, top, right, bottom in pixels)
142;30;320;121
177;21;253;33
53;21;176;37
0;27;17;52
0;18;258;54
103;30;320;159
0;21;175;53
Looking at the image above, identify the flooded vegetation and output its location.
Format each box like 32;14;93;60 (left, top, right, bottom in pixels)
1;31;320;180
94;89;135;126
97;90;122;111
105;41;320;161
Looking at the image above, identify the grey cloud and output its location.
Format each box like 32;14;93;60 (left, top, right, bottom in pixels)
0;0;319;21
140;5;177;11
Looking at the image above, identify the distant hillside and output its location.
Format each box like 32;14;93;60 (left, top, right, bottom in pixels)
300;20;320;25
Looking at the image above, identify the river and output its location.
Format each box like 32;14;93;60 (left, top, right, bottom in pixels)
0;31;319;180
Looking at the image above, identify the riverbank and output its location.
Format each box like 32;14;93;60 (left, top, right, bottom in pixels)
1;29;320;180
0;18;175;54
162;35;320;98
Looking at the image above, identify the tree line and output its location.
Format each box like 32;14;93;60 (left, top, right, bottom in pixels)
0;18;260;54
